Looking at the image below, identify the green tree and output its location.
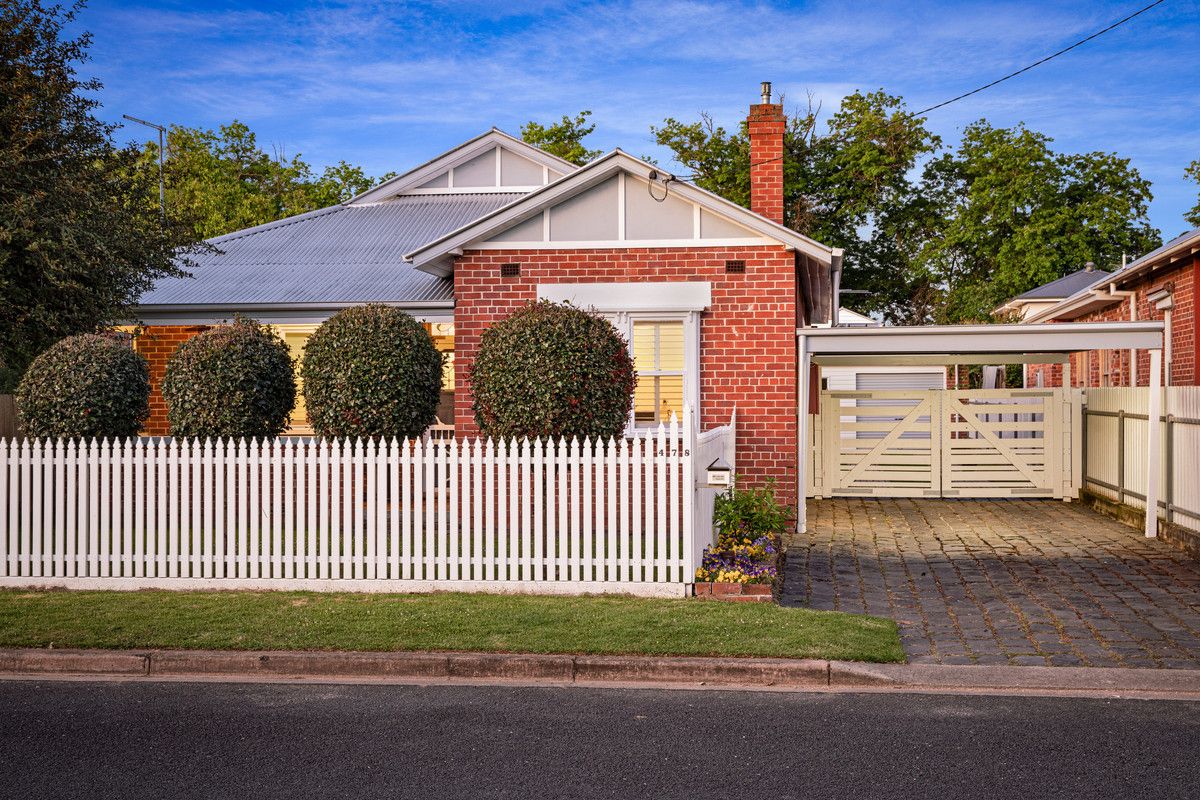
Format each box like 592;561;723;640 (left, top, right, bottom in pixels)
652;91;941;323
135;123;391;240
313;160;389;205
521;111;602;166
0;0;193;391
921;121;1161;322
1185;159;1200;227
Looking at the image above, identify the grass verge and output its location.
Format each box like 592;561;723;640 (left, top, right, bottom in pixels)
0;590;904;663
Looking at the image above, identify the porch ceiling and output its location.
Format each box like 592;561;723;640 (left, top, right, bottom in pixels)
798;321;1164;356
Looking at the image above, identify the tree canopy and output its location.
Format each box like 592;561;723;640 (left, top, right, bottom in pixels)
0;0;194;391
520;111;602;166
919;121;1159;322
134;122;393;241
653;91;941;323
1186;159;1200;228
653;93;1164;324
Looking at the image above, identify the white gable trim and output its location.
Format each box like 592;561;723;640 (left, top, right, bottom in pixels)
402;186;545;196
404;150;835;276
472;237;775;251
348;129;576;205
537;281;712;312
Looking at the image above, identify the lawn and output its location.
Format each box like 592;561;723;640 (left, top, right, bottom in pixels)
0;590;904;663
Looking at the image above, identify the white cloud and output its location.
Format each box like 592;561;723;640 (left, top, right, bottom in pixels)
84;0;1196;229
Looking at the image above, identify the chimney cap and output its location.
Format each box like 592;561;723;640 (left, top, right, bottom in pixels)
760;81;772;104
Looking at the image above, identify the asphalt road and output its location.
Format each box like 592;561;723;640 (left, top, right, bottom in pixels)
1;680;1197;799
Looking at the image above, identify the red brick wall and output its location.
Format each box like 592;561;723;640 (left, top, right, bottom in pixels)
1024;361;1066;388
1024;255;1197;388
453;246;799;507
133;325;209;435
1055;255;1196;387
747;102;785;225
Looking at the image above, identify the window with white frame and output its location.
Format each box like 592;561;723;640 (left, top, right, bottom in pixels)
631;320;685;425
604;311;699;433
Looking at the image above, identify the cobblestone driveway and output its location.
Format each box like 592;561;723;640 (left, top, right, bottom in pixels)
782;499;1200;668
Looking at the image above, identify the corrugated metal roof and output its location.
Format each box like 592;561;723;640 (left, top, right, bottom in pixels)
139;193;523;307
1014;267;1111;301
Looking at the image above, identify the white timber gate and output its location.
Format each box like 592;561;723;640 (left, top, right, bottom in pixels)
815;388;1082;499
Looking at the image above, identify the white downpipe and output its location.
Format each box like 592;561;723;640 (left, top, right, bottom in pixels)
1145;348;1163;538
797;333;810;535
1163;309;1173;387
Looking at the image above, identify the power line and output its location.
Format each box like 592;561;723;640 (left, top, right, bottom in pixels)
913;0;1166;115
676;1;1167;180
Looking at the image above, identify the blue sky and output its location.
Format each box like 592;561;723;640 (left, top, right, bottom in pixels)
79;0;1198;238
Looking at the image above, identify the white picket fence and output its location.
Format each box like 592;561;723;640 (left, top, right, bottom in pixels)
1083;387;1200;533
0;408;706;597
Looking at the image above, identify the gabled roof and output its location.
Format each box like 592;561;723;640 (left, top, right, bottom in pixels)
1013;266;1111;301
136;193;521;314
404;149;837;276
348;129;577;205
135;130;577;318
994;267;1111;317
1025;227;1200;323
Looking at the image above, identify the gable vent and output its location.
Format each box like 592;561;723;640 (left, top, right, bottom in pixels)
725;259;746;274
500;263;521;278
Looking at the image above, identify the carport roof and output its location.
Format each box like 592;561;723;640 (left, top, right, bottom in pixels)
798;320;1164;359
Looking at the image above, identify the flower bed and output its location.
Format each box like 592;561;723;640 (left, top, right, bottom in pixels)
693;482;789;602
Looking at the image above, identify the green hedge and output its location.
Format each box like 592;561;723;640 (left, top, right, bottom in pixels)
300;305;444;440
162;318;296;439
470;300;636;441
15;334;150;438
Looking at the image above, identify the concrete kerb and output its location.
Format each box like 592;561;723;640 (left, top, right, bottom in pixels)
4;649;1200;696
0;649;837;687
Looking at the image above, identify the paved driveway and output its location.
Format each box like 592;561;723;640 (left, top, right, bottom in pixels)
782;499;1200;668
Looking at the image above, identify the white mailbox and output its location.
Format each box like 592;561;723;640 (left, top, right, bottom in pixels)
705;456;732;488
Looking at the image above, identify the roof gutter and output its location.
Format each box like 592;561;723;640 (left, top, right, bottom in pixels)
127;300;455;326
131;300;455;313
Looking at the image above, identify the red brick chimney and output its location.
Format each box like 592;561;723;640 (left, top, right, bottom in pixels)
747;81;785;225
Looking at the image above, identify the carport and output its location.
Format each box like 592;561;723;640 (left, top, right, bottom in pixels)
796;321;1166;536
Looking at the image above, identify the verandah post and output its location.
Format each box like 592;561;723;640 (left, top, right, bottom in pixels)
1145;348;1163;538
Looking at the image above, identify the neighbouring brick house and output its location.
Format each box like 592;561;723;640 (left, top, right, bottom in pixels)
131;84;841;508
1015;228;1200;388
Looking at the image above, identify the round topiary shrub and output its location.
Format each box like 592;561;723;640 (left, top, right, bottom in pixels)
162;318;296;439
300;304;444;440
16;333;150;439
470;300;636;441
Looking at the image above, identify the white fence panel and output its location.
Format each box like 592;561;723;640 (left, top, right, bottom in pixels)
691;411;736;569
1084;387;1200;532
0;407;705;596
